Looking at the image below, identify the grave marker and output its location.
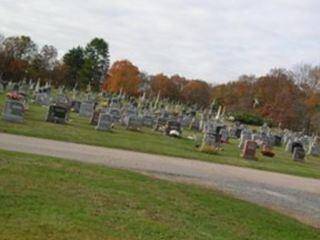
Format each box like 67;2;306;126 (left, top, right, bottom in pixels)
241;140;257;160
2;100;24;123
79;101;94;117
165;121;182;137
292;147;305;162
46;105;68;124
96;113;113;131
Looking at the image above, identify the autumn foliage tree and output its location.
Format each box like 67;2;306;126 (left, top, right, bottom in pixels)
150;74;179;100
181;80;210;107
254;73;306;129
102;60;141;96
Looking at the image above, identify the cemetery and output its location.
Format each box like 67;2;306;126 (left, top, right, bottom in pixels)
1;13;320;237
0;86;319;179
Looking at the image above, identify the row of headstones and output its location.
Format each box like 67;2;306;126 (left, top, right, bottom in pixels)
284;135;320;157
238;128;320;161
90;107;183;136
44;100;183;137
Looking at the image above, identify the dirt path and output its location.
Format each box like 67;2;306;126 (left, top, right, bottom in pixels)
1;133;319;228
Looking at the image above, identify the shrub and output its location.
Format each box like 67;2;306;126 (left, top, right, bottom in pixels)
229;112;273;127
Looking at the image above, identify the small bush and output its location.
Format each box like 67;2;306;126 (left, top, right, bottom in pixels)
230;112;273;126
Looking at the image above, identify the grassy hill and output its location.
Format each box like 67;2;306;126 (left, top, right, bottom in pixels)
0;150;319;239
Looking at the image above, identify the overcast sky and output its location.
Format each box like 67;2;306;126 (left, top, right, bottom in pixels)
0;0;319;83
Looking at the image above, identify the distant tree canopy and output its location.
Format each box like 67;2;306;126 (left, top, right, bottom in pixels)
0;34;320;132
211;67;320;132
0;34;110;91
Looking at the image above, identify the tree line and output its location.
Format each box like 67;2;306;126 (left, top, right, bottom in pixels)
0;34;319;132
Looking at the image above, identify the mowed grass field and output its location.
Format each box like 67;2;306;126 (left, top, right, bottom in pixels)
0;93;320;179
0;150;319;240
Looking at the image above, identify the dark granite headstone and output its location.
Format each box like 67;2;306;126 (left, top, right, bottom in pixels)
292;147;305;162
165;121;182;137
46;105;68;124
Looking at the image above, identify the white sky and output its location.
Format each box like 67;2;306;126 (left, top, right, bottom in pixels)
0;0;319;83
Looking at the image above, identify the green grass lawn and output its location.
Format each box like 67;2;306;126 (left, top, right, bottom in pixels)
0;93;320;179
0;150;319;240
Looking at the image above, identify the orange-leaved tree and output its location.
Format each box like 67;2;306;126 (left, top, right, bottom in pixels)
102;60;141;96
181;80;211;107
150;73;179;100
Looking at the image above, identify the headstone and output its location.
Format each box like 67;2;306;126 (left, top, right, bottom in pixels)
35;93;50;106
124;115;141;131
291;142;303;154
181;116;192;128
46;105;68;124
79;101;94;118
165;121;182;137
292;147;305;162
90;110;101;125
235;128;242;138
190;118;200;131
71;101;81;113
2;100;24;123
274;135;282;147
53;95;70;109
154;117;167;131
285;139;293;152
96;113;113;131
142;115;155;128
260;123;269;134
220;128;229;143
108;108;121;122
203;130;221;148
229;127;238;139
241;140;257;160
12;83;19;92
308;137;320;157
239;130;252;149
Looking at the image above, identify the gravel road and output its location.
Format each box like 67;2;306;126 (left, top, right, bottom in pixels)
0;133;319;228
